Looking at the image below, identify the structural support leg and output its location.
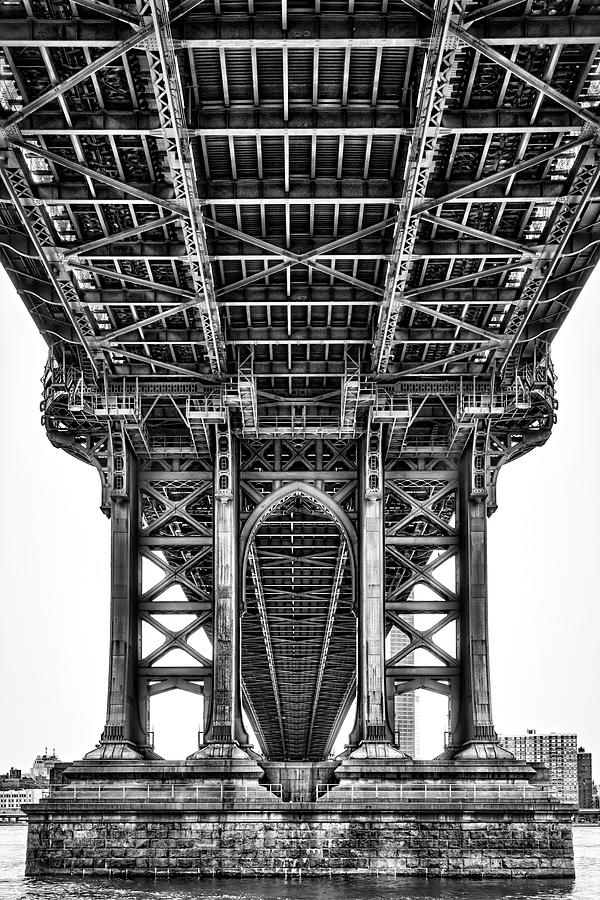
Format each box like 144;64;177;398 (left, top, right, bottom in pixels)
86;442;145;759
349;425;406;755
448;437;512;760
191;424;249;754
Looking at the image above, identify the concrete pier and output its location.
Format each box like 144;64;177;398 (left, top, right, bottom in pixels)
25;759;575;878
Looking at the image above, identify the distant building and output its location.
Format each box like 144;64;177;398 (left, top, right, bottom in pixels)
577;747;594;809
387;622;416;757
501;730;578;803
30;749;60;780
0;788;47;811
9;768;21;780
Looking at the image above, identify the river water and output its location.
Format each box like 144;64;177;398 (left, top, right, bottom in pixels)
0;826;599;900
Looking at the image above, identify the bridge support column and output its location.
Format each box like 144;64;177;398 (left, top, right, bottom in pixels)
446;437;512;760
350;426;405;754
192;425;249;753
86;444;146;759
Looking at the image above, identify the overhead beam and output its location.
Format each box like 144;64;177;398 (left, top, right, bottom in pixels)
99;327;501;344
5;190;591;207
1;14;600;45
145;0;225;373
372;0;458;374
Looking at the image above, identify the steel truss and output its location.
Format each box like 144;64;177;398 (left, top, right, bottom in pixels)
0;0;598;762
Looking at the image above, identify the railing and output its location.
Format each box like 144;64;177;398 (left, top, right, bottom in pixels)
86;395;140;418
315;782;550;802
40;781;554;806
372;391;412;421
257;415;358;438
48;783;283;804
148;435;196;454
186;394;226;422
460;393;506;415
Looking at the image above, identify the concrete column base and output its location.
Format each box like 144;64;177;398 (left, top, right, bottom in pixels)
83;742;144;761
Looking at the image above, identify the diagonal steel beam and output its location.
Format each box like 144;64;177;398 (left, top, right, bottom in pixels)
306;260;384;295
392;341;500;378
66;260;195;298
0;3;207;133
7;137;187;216
387;611;458;666
420;212;533;254
206;219;299;262
206;215;396;260
398;298;502;341
1;25;154;132
103;346;213;378
414;134;592;216
216;261;293;296
95;298;203;345
458;29;600;132
463;0;525;24
206;215;395;295
69;0;142;26
169;0;207;21
405;258;532;297
71;214;181;256
402;0;600;130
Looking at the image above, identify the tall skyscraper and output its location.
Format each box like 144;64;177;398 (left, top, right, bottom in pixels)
577;747;594;809
387;621;416;757
501;730;578;802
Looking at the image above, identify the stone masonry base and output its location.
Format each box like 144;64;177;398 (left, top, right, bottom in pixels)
26;809;574;878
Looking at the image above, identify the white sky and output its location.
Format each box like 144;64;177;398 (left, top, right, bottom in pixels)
0;265;598;780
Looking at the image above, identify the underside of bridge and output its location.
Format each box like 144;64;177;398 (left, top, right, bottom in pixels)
1;0;594;878
243;490;355;761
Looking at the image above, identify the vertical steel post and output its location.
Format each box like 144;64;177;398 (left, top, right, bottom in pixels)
449;437;512;759
349;426;394;746
202;427;249;746
86;443;145;759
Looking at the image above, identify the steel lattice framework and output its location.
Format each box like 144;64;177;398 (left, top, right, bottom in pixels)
1;0;600;762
